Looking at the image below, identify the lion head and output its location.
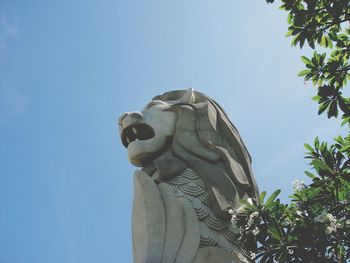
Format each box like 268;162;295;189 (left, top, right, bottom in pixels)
119;88;259;219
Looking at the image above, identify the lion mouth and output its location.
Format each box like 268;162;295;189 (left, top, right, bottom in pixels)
121;123;155;148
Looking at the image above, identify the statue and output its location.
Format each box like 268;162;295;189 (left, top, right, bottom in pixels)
118;89;259;263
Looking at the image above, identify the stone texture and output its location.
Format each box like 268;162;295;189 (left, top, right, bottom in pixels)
158;183;186;263
174;198;200;263
119;89;259;263
192;247;235;263
132;171;165;263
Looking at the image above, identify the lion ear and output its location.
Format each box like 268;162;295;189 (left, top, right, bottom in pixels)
206;101;217;131
196;101;218;138
177;87;195;104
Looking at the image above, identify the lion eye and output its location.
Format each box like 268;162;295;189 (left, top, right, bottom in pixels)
145;100;165;110
146;102;157;109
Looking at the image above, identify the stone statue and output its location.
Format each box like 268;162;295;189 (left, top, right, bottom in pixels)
118;89;259;263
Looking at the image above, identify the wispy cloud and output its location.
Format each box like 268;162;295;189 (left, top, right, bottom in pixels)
0;8;23;124
48;169;80;262
259;120;345;175
0;86;26;124
254;120;345;202
0;9;19;52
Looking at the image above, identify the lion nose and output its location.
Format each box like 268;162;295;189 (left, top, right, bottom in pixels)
118;111;144;135
119;111;143;123
118;113;128;124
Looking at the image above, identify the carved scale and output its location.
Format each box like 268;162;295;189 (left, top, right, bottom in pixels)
162;168;239;252
119;89;258;263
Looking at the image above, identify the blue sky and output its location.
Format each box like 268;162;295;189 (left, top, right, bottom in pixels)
0;1;347;262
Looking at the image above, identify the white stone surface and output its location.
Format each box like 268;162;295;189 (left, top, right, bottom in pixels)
120;89;258;263
132;171;165;263
158;183;186;263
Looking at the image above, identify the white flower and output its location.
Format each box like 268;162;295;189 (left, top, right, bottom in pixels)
290;222;296;228
325;224;337;234
247;212;260;227
327;218;338;234
236;205;247;214
327;214;336;224
296;210;308;217
315;210;339;235
252;227;260;236
247;198;254;205
314;211;335;223
246;211;259;229
230;214;237;225
249;211;259;219
247;218;253;227
292;179;305;191
228;209;239;227
314;210;327;223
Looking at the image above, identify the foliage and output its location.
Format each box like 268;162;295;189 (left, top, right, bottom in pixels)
265;0;350;122
234;137;350;262
231;0;350;262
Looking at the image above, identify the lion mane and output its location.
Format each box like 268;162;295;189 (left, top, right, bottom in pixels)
152;90;259;219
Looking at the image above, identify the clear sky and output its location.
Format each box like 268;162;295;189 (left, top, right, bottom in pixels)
0;0;347;262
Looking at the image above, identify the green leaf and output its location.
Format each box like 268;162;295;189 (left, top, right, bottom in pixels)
301;56;312;65
291;34;300;46
285;30;293;37
298;69;310;76
341;116;350;126
318;100;331;115
340;144;350;152
338;97;350;115
314;137;320;149
305;171;316;179
312;95;321;102
327;100;338;118
320;34;327;47
304;143;313;152
309;39;315;49
240;199;255;210
312;159;333;174
266;189;281;206
267;220;282;241
259;191;267;204
327;36;333;49
305;187;320;199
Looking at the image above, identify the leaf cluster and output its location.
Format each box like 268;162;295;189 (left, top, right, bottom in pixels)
233;1;350;262
235;139;350;262
300;51;350;122
268;0;350;125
